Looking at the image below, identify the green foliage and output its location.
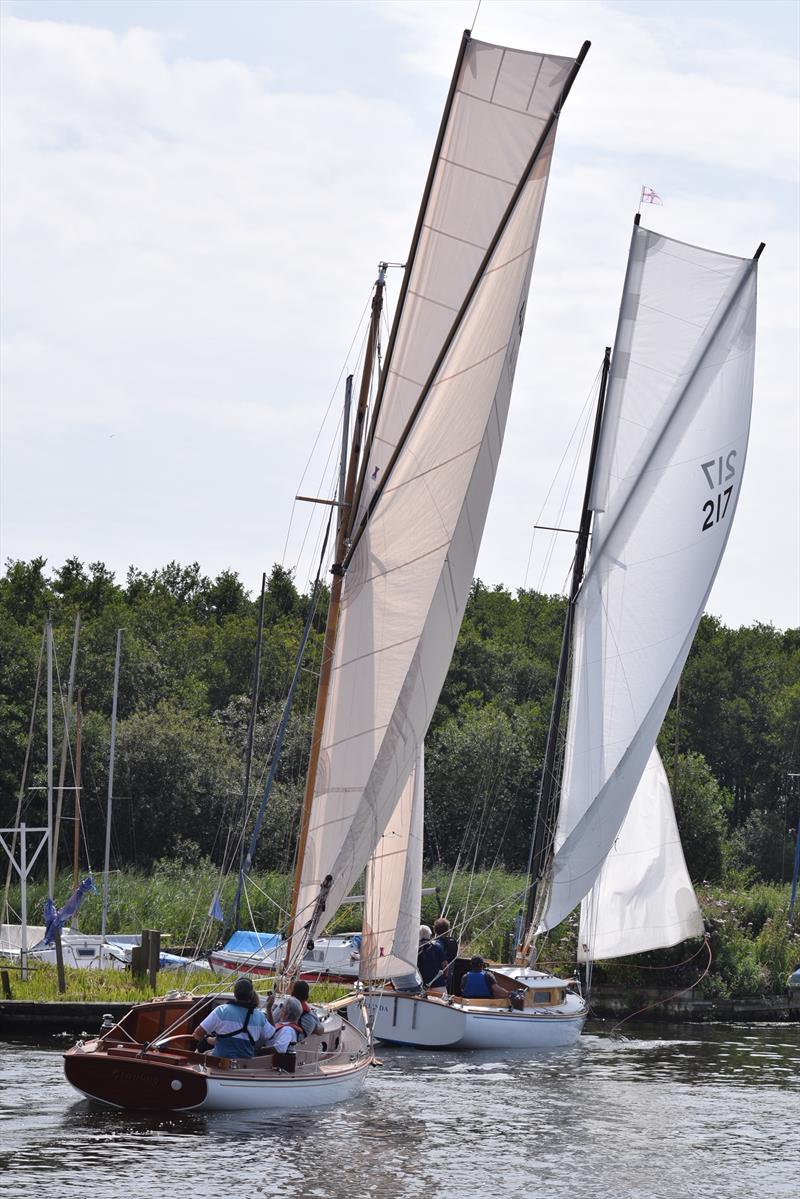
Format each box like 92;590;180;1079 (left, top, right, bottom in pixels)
1;557;798;935
729;809;791;881
664;750;731;881
701;882;797;997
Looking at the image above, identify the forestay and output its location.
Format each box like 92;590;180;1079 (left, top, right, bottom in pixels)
539;223;759;932
292;38;577;947
577;748;704;961
360;747;424;984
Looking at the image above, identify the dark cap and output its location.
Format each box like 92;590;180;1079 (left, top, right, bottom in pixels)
233;976;255;1003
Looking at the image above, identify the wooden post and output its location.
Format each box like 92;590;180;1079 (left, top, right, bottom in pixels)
54;929;66;994
147;929;161;991
131;930;148;981
1;970;12;999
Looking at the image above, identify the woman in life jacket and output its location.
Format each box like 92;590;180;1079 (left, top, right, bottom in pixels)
417;924;449;995
193;976;269;1058
291;980;322;1038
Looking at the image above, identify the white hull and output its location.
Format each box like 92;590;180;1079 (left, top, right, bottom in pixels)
348;991;586;1050
198;1061;369;1110
210;934;360;982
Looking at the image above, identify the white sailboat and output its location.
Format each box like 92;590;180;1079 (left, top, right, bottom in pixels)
354;218;762;1048
532;219;762;972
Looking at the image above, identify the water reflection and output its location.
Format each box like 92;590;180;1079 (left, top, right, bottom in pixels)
1;1026;798;1198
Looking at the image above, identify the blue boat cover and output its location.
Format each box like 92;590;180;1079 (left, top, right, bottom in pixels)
223;930;281;954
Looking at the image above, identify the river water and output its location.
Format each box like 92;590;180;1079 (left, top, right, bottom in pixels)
1;1023;797;1198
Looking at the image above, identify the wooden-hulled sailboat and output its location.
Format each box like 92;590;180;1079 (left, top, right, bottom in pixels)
354;218;762;1048
280;31;590;1043
64;25;590;1108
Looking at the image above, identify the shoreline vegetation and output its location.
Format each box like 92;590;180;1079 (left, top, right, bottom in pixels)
2;558;798;1011
4;864;797;1005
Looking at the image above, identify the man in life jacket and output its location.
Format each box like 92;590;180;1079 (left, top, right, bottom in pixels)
460;955;506;1000
263;994;305;1054
193;976;269;1058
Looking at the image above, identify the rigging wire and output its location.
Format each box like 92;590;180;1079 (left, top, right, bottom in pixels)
607;935;714;1034
522;362;602;593
281;284;374;568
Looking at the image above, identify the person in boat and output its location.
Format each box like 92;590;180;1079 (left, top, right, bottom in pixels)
261;994;305;1054
459;955;507;1000
417;924;449;995
192;976;270;1058
434;917;458;990
291;980;323;1038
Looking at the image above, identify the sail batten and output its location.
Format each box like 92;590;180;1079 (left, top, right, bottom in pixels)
539;223;759;936
291;36;582;950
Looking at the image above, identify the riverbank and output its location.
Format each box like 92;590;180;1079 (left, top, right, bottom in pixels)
5;865;799;1003
1;986;798;1038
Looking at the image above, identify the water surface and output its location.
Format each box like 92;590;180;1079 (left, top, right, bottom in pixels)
1;1024;797;1197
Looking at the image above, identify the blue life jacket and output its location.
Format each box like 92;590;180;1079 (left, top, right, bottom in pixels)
461;970;494;998
211;1004;261;1058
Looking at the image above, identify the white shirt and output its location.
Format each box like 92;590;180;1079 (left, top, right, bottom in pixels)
263;1024;299;1053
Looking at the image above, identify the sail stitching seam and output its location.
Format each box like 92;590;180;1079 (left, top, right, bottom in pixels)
421;222;487;252
488;49;506;105
525;57;546;112
438;153;517;187
455;87;551;123
434;343;507;384
406;288;459;314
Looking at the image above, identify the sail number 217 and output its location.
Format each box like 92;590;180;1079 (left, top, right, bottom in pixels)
701;452;736;532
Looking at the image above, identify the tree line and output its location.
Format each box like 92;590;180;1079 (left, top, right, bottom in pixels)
1;556;798;887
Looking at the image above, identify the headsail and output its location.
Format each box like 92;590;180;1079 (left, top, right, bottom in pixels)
360;746;424;984
291;36;584;950
577;748;704;961
539;222;760;932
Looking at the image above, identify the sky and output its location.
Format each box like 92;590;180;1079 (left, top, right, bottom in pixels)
1;0;798;630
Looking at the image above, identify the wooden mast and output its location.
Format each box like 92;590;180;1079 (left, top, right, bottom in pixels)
101;629;122;939
233;572;267;930
521;345;611;955
72;689;82;896
285;267;386;970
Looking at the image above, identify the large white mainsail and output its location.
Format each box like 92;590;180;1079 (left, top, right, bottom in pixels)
360;746;424;984
291;36;584;951
577;748;704;961
539;222;760;933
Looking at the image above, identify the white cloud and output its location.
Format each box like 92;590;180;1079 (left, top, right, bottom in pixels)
1;3;797;628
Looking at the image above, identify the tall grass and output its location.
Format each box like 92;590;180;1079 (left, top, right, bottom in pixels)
5;867;798;999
